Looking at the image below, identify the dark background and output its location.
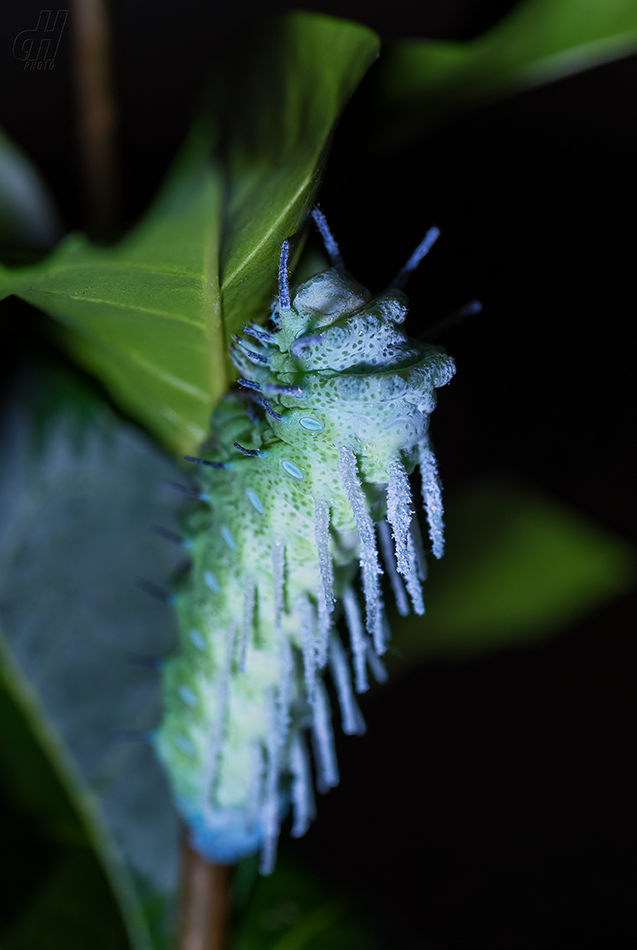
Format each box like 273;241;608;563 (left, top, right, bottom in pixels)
1;2;635;947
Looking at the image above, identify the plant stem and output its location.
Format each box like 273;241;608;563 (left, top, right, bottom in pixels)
179;831;229;950
71;0;119;238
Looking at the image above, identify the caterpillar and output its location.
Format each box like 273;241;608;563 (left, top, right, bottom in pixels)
152;209;455;873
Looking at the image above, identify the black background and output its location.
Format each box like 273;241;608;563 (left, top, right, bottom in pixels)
1;2;636;947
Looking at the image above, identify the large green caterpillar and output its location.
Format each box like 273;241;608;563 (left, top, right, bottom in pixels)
153;210;455;872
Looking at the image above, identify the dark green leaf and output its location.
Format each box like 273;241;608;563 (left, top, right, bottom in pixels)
377;0;637;148
389;476;635;662
0;13;379;455
0;362;186;949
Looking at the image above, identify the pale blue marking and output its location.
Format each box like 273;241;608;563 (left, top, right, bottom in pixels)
247;489;263;514
189;629;206;650
179;685;197;707
204;571;219;593
299;417;324;432
221;525;235;549
281;460;304;480
183;539;193;550
175;735;195;756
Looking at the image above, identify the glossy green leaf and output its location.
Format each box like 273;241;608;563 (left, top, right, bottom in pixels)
377;0;637;147
219;12;379;333
231;853;388;950
389;476;635;662
0;127;63;258
0;128;224;456
0;13;379;456
0;362;186;949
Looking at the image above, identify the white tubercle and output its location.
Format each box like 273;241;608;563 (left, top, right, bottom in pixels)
311;680;339;789
386;459;415;577
377;518;410;616
314;500;334;668
238;577;255;671
289;729;316;838
271;537;285;631
329;633;366;736
338;446;384;652
404;532;425;615
410;516;428;582
418;440;446;559
342;585;368;694
298;595;318;706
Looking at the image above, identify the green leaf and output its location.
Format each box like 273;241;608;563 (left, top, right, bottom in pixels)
219;12;379;334
0;362;186;948
0;13;379;456
0;128;63;258
377;0;637;148
230;853;388;950
389;476;635;662
0;127;224;456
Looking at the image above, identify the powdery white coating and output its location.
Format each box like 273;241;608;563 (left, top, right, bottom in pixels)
410;517;428;583
419;440;446;559
238;577;255;672
154;244;456;872
377;519;409;617
329;633;366;736
314;498;334;665
271;538;285;631
338;446;384;652
386;459;415;577
404;532;425;615
289;730;316;838
342;585;368;694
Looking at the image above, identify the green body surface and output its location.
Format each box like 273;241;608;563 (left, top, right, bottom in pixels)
153;263;455;871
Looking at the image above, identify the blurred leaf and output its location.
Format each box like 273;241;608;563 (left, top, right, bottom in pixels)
0;843;131;950
0;362;186;949
377;0;637;148
231;853;388;950
0;675;130;948
390;476;635;661
0;13;379;456
0;128;224;456
0;128;63;258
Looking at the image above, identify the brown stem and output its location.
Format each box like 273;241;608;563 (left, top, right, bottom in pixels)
179;830;229;950
71;0;119;238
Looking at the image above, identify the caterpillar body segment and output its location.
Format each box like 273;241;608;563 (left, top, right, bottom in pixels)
153;234;455;871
